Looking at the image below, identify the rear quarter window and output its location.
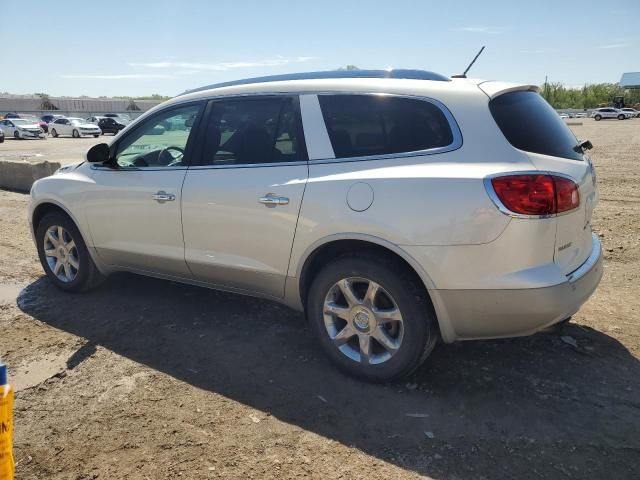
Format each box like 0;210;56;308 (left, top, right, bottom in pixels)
489;90;583;161
318;94;455;159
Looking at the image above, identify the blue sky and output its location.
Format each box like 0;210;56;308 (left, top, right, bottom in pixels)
2;0;637;97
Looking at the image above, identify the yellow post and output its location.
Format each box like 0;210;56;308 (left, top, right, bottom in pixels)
0;363;14;480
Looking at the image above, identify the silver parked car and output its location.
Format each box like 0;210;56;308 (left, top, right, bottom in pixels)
621;108;640;118
590;107;628;120
29;69;602;381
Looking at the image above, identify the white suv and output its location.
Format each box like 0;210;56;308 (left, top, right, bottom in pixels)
29;70;602;381
590;107;628;120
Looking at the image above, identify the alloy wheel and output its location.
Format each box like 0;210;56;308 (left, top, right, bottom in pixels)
43;225;79;282
323;277;404;365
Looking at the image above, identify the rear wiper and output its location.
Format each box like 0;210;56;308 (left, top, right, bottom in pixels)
573;139;593;153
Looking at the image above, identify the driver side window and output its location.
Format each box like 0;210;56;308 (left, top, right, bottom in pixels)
115;104;201;168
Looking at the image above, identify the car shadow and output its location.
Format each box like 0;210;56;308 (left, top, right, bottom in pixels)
18;274;640;478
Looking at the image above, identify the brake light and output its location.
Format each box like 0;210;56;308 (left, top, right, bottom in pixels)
490;174;579;216
553;176;580;213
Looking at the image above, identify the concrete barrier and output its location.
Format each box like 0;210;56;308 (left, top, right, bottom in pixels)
0;159;61;192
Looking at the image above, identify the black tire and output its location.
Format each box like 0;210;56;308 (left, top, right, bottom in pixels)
36;212;105;292
307;253;439;382
618;114;625;120
51;128;58;137
594;115;601;121
14;130;20;139
93;134;99;138
72;129;80;138
0;135;4;143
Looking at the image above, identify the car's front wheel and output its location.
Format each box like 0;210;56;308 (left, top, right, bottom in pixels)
594;114;602;121
618;114;625;120
72;129;80;138
13;130;20;139
36;212;104;292
307;254;438;382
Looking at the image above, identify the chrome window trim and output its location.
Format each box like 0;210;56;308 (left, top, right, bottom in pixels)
133;91;462;170
483;171;581;219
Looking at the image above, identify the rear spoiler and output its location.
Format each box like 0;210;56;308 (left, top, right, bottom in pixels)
477;81;540;99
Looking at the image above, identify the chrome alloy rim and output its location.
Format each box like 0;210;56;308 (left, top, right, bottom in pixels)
323;277;404;365
43;225;79;282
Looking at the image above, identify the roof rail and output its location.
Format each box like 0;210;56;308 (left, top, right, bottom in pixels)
181;69;450;95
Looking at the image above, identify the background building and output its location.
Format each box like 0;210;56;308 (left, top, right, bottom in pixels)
0;94;163;119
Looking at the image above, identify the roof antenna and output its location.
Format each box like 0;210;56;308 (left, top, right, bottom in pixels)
452;46;485;79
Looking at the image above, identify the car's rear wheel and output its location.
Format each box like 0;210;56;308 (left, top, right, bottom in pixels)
72;129;80;138
594;114;602;121
93;134;99;138
51;128;58;137
307;254;438;382
36;212;104;292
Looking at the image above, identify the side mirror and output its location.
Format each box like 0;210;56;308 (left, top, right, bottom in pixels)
86;143;110;163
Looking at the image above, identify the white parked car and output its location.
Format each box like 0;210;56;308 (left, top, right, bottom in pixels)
49;117;102;138
28;70;602;381
0;118;46;139
590;108;628;120
574;112;587;118
621;108;640;118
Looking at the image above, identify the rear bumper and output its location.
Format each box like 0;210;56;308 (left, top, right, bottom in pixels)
436;234;603;341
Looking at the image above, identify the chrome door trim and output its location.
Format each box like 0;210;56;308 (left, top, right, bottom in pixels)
90;164;190;172
151;192;176;202
187;160;308;170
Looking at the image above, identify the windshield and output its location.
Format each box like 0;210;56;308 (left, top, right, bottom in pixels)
12;119;31;125
68;118;83;125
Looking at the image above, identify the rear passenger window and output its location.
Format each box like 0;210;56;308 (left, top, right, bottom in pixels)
489;91;583;161
201;97;307;165
318;95;454;159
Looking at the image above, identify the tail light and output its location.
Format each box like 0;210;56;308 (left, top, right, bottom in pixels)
489;174;579;216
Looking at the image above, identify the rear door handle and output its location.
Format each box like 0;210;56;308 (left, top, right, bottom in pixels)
259;194;289;206
152;191;175;202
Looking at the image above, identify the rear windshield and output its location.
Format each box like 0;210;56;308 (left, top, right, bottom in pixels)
489;91;583;161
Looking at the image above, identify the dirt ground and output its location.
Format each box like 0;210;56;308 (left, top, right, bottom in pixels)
0;135;109;166
0;119;639;479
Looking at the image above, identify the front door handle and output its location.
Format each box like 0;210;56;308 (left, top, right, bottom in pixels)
259;194;289;206
152;191;175;202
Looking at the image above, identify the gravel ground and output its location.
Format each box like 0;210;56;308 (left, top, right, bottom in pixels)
0;135;109;165
0;119;639;479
